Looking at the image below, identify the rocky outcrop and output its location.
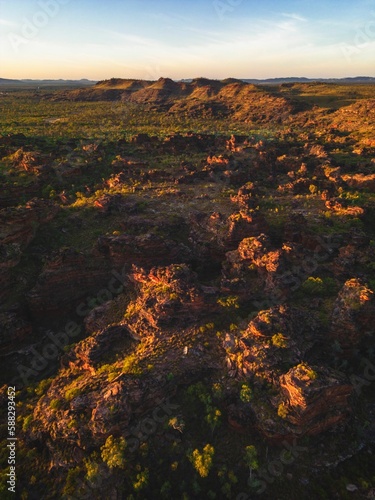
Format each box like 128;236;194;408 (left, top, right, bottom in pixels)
251;364;353;441
330;278;375;354
0;308;32;350
276;364;353;435
31;371;176;448
27;248;112;321
64;324;137;373
96;233;192;268
0;182;41;209
341;174;375;192
125;264;214;332
223;307;352;440
0;200;58;253
0;200;59;305
224;306;318;383
12;148;52;176
225;211;269;248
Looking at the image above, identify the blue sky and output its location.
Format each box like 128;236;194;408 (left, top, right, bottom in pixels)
0;0;374;79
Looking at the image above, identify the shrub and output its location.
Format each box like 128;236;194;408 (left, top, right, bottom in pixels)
133;468;149;491
240;384;252;403
296;363;317;380
49;398;62;410
301;277;325;296
22;415;33;432
278;403;289;419
189;444;215;478
217;295;240;309
101;435;126;469
84;457;100;483
65;387;82;401
34;378;53;396
272;333;287;348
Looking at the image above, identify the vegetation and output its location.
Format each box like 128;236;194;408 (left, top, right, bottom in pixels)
100;435;126;469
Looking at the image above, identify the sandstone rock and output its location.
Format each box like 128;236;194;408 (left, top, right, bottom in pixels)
0;200;59;302
225;306;317;383
342;174;375;192
0;309;32;349
0;182;41;209
125;264;211;332
93;194;133;214
12;149;51;175
230;182;259;209
330;278;375;353
27;248;111;321
226;211;269;248
97;233;192;269
65;324;137;373
277;363;353;435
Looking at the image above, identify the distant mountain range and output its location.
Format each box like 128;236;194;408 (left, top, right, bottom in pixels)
182;76;375;84
243;76;375;84
1;76;375;87
0;78;95;87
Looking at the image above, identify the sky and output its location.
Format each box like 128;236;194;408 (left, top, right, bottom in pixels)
0;0;374;80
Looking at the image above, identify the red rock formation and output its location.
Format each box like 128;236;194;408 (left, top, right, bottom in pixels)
125;264;212;332
330;278;375;353
0;309;32;350
277;364;353;435
27;248;111;321
12;148;51;175
0;200;59;305
96;233;192;269
230;182;259;209
226;211;269;248
64;324;136;373
342;174;375;192
224;306;317;383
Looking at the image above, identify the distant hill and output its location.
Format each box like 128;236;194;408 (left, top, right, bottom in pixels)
179;76;375;84
2;76;374;88
0;78;96;87
241;76;375;84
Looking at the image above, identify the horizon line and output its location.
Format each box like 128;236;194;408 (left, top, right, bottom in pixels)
1;75;375;82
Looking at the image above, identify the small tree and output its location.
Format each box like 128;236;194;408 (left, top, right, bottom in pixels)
205;407;222;434
189;444;215;478
240;384;252;403
244;445;259;481
101;435;126;469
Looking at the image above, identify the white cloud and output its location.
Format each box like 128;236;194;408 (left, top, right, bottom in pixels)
281;13;308;23
103;30;157;48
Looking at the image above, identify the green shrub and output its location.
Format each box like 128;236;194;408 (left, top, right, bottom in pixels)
101;435;126;469
49;398;62;410
189;444;215;478
65;387;82;401
22;415;33;432
301;277;325;296
278;403;289;419
240;384;252;403
272;333;287;348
